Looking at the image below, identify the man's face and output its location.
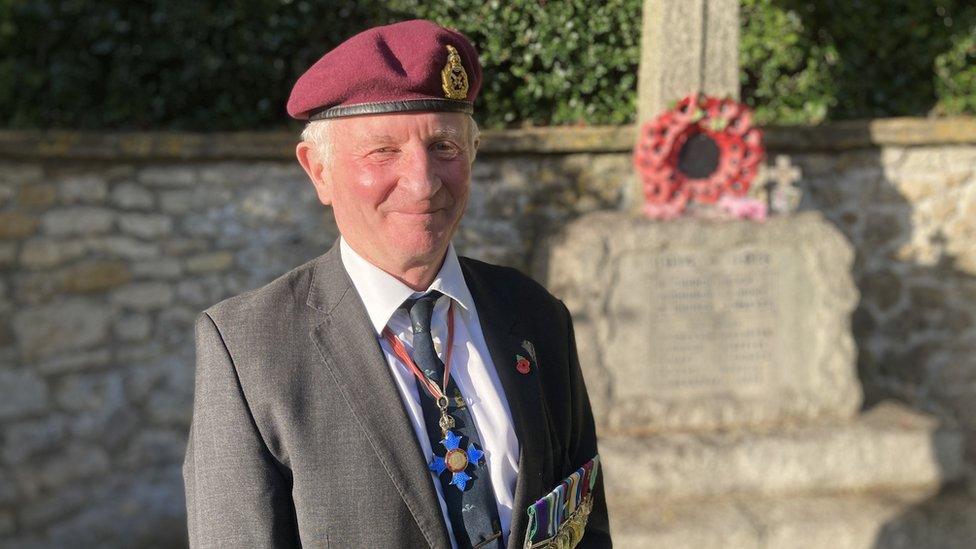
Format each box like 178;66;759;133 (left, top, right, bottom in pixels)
317;112;475;273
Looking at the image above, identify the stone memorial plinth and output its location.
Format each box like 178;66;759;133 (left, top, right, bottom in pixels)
538;210;967;548
544;211;859;434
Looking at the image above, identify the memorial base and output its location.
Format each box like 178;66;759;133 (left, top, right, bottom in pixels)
601;402;963;501
539;211;972;547
609;488;976;549
600;402;974;548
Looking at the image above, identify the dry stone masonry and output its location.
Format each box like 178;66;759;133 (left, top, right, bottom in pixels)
1;160;339;547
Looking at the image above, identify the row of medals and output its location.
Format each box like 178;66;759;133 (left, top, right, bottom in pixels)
527;494;594;549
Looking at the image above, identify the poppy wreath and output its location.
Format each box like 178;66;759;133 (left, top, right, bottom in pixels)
633;93;764;210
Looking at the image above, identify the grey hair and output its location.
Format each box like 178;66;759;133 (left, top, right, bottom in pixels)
300;115;480;166
301;119;336;165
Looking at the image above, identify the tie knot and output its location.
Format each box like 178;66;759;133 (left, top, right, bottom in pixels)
404;290;443;335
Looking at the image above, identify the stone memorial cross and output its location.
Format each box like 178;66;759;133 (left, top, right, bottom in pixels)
765;154;803;213
637;0;740;126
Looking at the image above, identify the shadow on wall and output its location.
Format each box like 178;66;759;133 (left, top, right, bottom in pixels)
795;137;976;546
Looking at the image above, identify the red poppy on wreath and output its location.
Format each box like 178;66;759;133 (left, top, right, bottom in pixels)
633;93;764;219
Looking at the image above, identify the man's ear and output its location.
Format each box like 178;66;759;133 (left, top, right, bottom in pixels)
296;141;333;206
470;135;480;164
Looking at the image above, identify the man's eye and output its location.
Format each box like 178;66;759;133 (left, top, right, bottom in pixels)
372;147;398;154
431;141;460;155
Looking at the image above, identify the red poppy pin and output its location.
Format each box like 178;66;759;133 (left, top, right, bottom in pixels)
515;354;531;374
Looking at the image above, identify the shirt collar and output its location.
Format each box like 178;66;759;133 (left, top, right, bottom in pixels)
339;236;475;334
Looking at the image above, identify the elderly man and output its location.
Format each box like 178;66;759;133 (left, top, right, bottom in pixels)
182;19;610;549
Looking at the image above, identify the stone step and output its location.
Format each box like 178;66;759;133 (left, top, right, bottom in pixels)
607;489;976;549
601;402;963;501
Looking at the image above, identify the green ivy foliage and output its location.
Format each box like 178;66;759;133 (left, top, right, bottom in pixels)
740;0;838;124
935;25;976;116
0;0;973;130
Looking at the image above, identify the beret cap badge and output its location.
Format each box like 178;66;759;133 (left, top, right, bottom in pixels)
441;45;469;100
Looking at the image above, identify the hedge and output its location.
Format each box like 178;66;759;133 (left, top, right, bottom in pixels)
741;0;976;123
1;0;973;130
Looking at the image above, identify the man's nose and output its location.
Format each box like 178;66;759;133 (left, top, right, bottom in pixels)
399;148;442;197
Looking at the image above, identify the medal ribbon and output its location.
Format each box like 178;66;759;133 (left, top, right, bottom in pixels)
382;299;456;404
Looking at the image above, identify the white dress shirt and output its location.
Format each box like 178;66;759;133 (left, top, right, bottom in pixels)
339;237;520;547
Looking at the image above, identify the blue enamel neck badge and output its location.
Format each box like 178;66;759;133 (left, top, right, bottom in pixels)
428;430;485;491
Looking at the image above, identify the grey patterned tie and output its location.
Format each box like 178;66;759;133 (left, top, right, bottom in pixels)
404;291;504;549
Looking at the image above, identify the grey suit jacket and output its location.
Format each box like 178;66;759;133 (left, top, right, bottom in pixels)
182;241;611;548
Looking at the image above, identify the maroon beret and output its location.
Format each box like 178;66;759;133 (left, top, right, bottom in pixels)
287;19;482;121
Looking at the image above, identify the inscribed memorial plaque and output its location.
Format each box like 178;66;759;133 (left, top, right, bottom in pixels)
623;246;781;395
541;211;860;433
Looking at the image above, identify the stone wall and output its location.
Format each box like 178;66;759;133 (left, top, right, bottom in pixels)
0;118;974;547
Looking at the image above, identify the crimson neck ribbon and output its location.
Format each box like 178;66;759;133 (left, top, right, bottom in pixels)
382;299;456;405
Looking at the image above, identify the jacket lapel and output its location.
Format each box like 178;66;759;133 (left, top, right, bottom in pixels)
306;244;451;549
459;259;553;549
